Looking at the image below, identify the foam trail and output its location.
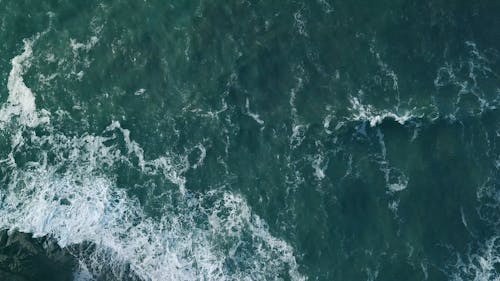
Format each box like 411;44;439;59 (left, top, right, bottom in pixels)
0;38;50;127
349;96;414;127
245;98;264;125
289;65;309;148
311;153;327;180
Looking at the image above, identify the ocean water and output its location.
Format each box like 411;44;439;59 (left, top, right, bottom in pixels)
0;1;499;280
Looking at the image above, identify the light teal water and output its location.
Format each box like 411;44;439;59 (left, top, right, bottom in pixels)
0;1;499;280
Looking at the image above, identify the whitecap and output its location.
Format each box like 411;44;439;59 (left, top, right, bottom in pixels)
134;88;146;96
348;96;415;127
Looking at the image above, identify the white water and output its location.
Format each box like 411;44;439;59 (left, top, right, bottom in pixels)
0;38;50;128
450;237;500;281
0;40;306;281
348;96;415;127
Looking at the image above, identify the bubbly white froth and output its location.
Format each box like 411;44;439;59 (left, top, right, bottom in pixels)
0;124;305;280
0;132;304;280
0;38;50;128
349;97;414;127
245;98;265;125
0;40;306;281
450;236;500;281
8;39;36;112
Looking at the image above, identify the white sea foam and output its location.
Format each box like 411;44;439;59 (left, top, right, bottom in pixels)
8;40;36;112
449;236;500;281
348;96;414;127
311;153;327;181
388;199;399;216
0;40;306;281
105;120;189;194
66;24;102;80
449;173;500;281
191;143;207;169
134;88;146;96
0;38;50;128
70;36;99;54
0;125;305;281
245;98;264;125
387;181;408;192
322;113;334;134
434;41;498;118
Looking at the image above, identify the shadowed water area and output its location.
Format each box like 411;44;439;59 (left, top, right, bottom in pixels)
0;0;499;280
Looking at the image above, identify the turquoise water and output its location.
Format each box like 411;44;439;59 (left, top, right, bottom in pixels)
0;1;499;280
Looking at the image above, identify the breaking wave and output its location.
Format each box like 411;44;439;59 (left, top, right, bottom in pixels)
0;38;305;281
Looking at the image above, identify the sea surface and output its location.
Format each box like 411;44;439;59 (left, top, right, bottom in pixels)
0;1;499;280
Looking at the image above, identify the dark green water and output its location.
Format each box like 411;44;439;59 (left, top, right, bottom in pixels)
0;1;499;280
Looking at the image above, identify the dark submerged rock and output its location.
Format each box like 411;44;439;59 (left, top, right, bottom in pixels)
0;230;144;281
0;229;76;281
